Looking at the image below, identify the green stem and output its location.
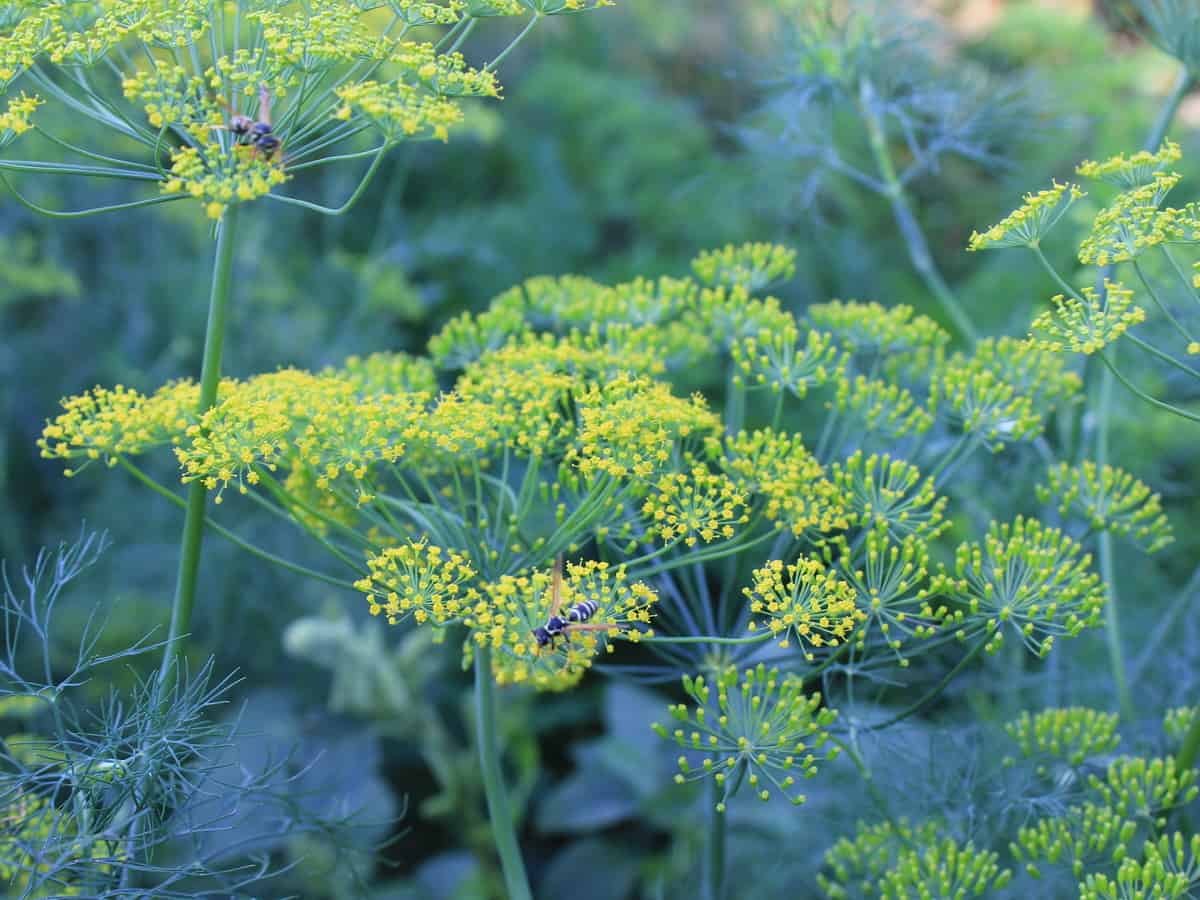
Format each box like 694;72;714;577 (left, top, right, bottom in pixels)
705;779;727;900
157;205;240;688
1177;715;1200;772
1096;361;1136;723
473;646;533;900
860;82;976;343
117;458;357;591
864;635;988;732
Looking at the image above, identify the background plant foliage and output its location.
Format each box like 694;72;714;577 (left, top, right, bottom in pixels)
5;1;1200;899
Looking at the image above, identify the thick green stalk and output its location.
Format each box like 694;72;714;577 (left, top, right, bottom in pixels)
1096;67;1193;725
860;84;976;343
705;780;727;900
473;646;533;900
157;206;240;687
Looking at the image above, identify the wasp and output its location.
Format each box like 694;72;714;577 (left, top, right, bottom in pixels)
533;555;608;650
217;84;282;161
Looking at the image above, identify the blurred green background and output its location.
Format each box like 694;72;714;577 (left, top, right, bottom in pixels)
5;2;1200;897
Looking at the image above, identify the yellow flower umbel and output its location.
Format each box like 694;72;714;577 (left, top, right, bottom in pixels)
1004;707;1120;768
819;819;945;900
807;300;949;384
0;91;39;144
640;467;749;547
731;325;843;399
471;559;658;691
716;429;848;536
1077;140;1182;189
690;242;798;292
1030;280;1145;355
357;538;478;626
0;1;607;219
1037;461;1173;554
1078;172;1183;266
653;664;838;810
744;557;862;657
932;516;1105;657
876;839;1011;900
829;527;941;665
829;451;947;542
968;181;1085;251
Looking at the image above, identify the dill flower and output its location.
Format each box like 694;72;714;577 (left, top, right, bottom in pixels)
831;375;933;443
976;336;1083;415
807;299;950;377
731;325;843;398
1088;756;1199;826
690;242;798;292
470;559;657;691
1077;141;1182;189
569;376;720;480
1079;856;1189;900
876;838;1011;900
640;467;750;547
1012;802;1137;881
829;451;947;541
1037;461;1173;554
687;285;796;351
715;429;848;536
330;351;437;396
828;528;941;665
818;819;944;900
0;90;38;142
1078;172;1182;266
967;180;1085;251
931;516;1105;657
1030;281;1146;355
1;1;605;218
428;305;530;370
743;557;863;656
356;538;478;626
1164;707;1199;747
39;379;205;472
652;663;838;809
1141;832;1200;894
1004;708;1120;768
931;358;1040;448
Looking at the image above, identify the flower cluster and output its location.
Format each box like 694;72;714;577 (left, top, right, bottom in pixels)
967;181;1085;251
1004;707;1120;768
652;664;838;809
1030;281;1145;355
731;325;843;398
471;559;658;690
356;539;479;626
716;429;848;536
829;451;947;541
818;818;944;900
641;467;749;547
1;1;608;218
1078;172;1186;266
1076;141;1183;189
931;516;1104;656
1038;461;1173;553
829;528;941;664
0;90;38;141
875;838;1011;900
744;557;862;656
690;242;797;292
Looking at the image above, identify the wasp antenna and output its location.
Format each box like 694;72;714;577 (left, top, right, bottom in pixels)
550;554;564;618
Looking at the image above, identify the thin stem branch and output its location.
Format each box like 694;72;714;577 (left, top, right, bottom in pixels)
705;779;726;900
859;80;976;342
157;205;240;688
473;646;533;900
863;636;988;732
